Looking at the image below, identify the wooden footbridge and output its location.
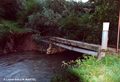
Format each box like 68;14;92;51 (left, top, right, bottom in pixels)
33;22;117;59
34;34;115;59
46;36;100;56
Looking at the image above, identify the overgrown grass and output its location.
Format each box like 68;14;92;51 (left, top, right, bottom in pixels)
69;54;120;82
51;54;120;82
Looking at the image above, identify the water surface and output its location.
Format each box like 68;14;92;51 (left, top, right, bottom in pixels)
0;51;82;82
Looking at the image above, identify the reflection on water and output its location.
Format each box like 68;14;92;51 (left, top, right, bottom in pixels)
0;51;82;82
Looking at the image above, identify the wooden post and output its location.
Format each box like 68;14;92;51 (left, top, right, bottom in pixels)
46;44;52;54
98;22;110;59
117;11;120;52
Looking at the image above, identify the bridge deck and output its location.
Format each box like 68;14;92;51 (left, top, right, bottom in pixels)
50;37;100;51
34;36;100;56
51;42;98;56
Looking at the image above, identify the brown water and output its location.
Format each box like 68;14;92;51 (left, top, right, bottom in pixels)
0;51;82;82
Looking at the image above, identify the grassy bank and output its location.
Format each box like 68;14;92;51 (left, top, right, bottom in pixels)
51;54;120;82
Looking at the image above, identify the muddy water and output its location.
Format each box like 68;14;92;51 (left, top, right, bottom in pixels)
0;51;82;82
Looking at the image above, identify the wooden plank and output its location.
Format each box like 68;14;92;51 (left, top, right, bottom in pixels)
35;36;118;55
38;39;98;56
50;37;100;51
39;38;117;53
52;42;98;56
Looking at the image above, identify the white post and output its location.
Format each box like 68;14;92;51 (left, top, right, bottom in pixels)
98;22;110;59
101;22;110;50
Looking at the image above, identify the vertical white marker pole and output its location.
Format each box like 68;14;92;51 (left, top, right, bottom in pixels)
98;22;110;59
101;22;110;50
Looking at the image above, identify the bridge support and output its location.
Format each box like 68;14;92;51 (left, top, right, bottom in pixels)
47;43;65;55
97;22;110;59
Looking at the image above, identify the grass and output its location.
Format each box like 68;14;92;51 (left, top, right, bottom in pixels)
51;54;120;82
68;54;120;82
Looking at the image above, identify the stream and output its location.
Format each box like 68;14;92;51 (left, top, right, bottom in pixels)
0;51;82;82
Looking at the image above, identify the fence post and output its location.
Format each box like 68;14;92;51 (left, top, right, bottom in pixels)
117;11;120;52
98;22;110;59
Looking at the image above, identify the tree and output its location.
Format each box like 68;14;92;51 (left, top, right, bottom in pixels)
0;0;21;20
89;0;120;45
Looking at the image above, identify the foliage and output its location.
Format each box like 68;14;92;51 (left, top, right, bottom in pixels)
59;13;81;39
68;55;120;82
89;0;119;45
0;0;119;45
0;20;24;33
0;20;25;50
17;0;43;25
44;0;67;14
26;11;60;36
59;12;98;42
0;0;20;20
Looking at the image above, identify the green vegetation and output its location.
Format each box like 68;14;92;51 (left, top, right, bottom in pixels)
52;54;120;82
0;0;119;45
59;13;81;39
0;0;120;81
0;20;24;33
69;55;120;82
0;20;25;41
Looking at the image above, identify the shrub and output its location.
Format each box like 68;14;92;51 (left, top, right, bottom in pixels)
0;20;25;45
59;13;81;39
0;20;25;33
0;20;25;50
